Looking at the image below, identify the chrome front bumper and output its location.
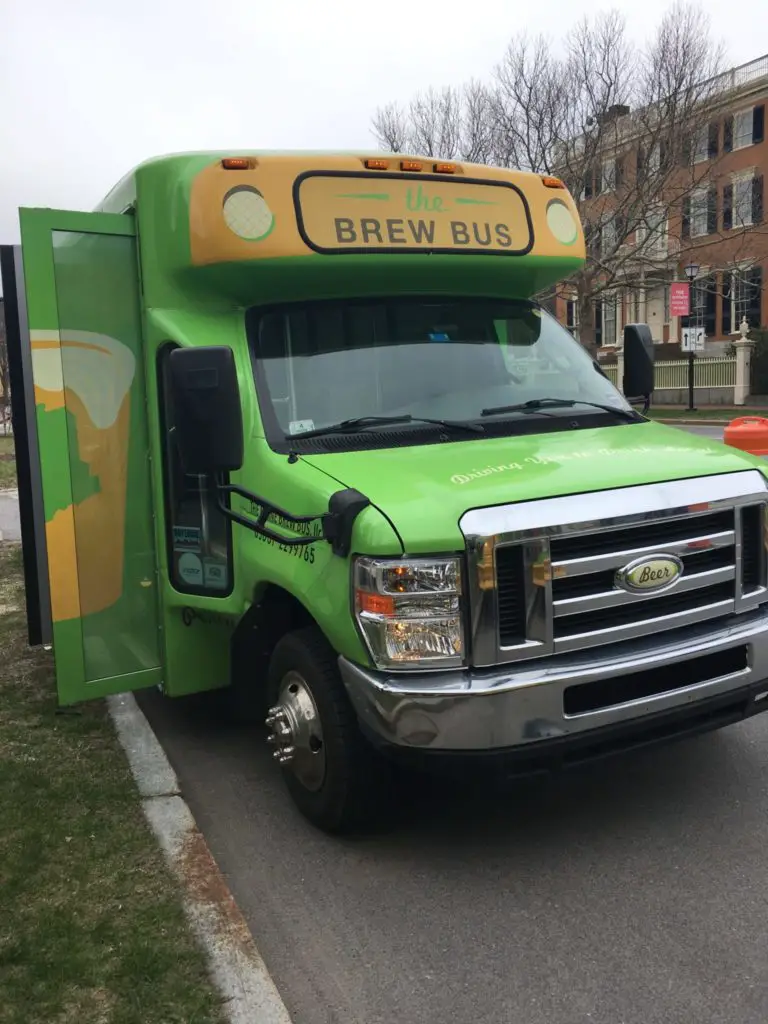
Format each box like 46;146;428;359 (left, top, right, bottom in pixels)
338;608;768;753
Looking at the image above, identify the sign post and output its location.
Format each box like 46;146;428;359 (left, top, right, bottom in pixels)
678;271;700;412
681;327;705;411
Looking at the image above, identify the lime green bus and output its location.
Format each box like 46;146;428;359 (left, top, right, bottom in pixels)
4;150;768;834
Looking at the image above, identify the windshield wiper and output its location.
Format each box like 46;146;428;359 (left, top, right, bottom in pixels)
480;397;640;422
291;414;485;439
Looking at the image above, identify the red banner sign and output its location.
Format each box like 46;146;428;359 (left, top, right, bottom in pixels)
670;281;690;318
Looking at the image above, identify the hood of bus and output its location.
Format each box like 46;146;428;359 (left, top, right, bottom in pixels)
301;421;767;552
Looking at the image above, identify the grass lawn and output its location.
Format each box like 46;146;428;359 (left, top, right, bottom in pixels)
0;544;226;1024
0;435;15;489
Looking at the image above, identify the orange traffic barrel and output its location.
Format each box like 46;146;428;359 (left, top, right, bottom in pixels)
723;416;768;457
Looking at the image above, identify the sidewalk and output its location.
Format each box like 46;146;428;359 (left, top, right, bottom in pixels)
648;406;763;426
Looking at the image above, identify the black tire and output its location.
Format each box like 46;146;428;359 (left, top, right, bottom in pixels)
267;626;395;835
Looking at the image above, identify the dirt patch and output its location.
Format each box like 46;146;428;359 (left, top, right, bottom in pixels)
179;827;256;959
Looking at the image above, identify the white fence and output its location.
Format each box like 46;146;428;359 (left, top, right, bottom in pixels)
602;357;737;391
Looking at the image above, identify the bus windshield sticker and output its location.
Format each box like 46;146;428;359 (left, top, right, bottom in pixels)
203;559;228;589
289;419;315;434
173;525;202;551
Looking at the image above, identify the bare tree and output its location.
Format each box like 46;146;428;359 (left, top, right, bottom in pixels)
372;81;497;164
370;2;761;352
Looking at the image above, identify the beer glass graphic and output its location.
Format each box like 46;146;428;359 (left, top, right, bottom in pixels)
32;329;136;621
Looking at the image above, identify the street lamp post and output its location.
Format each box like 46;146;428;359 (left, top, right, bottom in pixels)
684;261;700;412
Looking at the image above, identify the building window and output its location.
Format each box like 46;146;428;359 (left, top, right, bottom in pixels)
637;205;668;255
734;271;750;326
723;174;764;231
604;295;618;347
637;142;662;177
601;218;617;254
595;294;618;348
693;127;709;163
723;267;763;335
691;189;709;237
734;109;755;150
602;160;615;192
725;105;765;152
683;275;716;338
734;177;754;227
565;299;579;338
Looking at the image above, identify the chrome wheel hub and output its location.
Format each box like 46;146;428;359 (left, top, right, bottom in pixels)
265;671;326;791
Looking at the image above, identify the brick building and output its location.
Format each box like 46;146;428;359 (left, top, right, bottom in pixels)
556;54;767;352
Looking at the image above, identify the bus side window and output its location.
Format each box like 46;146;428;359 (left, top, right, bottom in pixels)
157;345;233;596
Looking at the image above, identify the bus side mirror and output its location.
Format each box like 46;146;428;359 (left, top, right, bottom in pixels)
623;323;655;399
168;346;244;474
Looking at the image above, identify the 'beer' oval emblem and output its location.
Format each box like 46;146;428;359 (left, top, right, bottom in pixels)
615;554;683;594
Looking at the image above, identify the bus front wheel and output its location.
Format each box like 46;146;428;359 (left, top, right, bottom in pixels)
265;626;394;834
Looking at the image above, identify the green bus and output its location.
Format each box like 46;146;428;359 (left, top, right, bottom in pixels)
4;150;768;833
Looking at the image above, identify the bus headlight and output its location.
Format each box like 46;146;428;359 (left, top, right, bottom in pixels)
353;557;464;670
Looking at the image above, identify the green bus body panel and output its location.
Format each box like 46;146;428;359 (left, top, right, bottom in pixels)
18;208;162;704
140;308;393;698
302;422;768;552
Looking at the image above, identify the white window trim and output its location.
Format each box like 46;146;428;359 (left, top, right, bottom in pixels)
728;262;757;332
685;268;712;338
565;298;580;339
733;107;754;151
601;292;619;348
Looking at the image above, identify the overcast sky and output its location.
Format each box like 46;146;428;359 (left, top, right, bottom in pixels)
2;0;766;247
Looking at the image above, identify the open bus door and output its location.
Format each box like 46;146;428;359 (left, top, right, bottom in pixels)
1;210;162;704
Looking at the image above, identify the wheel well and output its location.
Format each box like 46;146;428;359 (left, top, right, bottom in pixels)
230;584;315;693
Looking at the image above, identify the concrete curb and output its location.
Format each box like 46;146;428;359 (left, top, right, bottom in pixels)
108;692;292;1024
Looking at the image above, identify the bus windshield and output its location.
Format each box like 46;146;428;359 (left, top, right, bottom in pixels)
249;298;632;446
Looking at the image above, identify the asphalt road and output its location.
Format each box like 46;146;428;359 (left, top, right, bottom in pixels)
13;421;768;1023
680;424;726;440
140;692;768;1024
